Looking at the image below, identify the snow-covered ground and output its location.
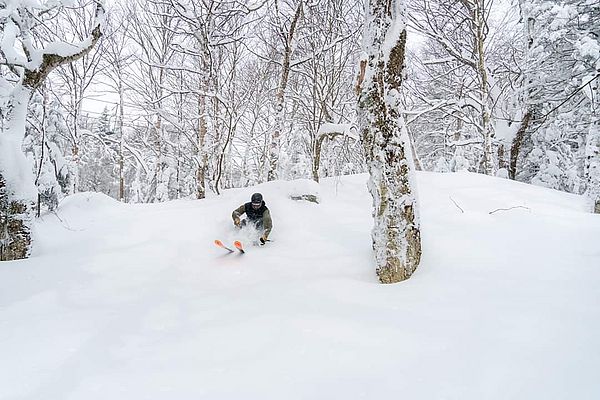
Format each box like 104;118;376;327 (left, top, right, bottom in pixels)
2;172;600;400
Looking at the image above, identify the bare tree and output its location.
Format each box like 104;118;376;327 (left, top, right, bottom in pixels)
165;0;264;196
267;0;303;181
287;0;363;182
51;0;107;193
99;9;134;201
126;0;180;202
408;0;497;175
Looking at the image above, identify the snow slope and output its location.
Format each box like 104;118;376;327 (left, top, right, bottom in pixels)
1;172;599;400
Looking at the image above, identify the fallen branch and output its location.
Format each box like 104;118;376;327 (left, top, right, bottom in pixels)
449;196;464;213
51;211;85;232
488;206;531;215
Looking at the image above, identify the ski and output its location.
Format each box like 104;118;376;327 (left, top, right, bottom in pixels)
214;239;245;254
234;240;245;253
214;239;234;253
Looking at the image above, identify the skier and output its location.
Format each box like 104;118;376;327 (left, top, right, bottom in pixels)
232;193;272;245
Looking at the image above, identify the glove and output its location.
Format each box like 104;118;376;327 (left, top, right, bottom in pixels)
259;236;267;245
234;217;240;227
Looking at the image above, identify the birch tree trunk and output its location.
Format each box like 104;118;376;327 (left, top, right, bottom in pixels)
511;0;538;181
118;82;125;202
268;0;303;181
195;32;212;200
0;86;35;260
474;0;494;175
357;0;422;283
154;66;168;203
69;72;82;194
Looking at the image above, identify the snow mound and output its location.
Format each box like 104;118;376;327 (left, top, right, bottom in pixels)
287;178;321;203
57;191;123;215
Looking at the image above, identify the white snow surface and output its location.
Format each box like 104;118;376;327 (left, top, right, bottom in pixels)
1;172;600;400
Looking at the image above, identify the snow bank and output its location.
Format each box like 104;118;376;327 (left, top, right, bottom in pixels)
58;192;123;216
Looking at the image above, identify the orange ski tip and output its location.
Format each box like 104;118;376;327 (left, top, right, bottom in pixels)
234;240;243;248
215;239;223;246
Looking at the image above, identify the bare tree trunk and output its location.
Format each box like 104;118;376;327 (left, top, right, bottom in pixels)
118;81;125;202
312;133;343;182
194;23;212;199
498;144;508;172
154;65;168;202
69;67;82;195
312;135;326;183
0;87;34;260
268;0;303;181
474;0;494;175
357;0;421;283
512;0;536;182
509;110;531;180
0;175;32;261
197;92;208;199
35;88;49;216
407;127;423;171
215;112;235;194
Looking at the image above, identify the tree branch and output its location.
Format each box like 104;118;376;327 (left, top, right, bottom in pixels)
23;2;105;90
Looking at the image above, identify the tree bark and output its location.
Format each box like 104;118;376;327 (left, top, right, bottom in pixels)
196;91;208;199
118;82;125;202
0;175;32;261
0;87;34;261
473;0;494;175
357;0;421;283
509;110;532;180
312;132;343;182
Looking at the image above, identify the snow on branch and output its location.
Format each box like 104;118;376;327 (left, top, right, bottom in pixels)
422;57;454;65
317;123;358;141
289;30;359;69
1;1;106;89
448;138;483;147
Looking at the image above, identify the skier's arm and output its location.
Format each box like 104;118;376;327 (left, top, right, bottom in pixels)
232;204;245;225
262;209;273;239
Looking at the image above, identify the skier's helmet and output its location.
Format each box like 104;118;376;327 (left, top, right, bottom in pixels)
251;193;263;209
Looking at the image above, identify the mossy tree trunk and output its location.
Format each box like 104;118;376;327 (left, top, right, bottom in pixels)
357;0;422;283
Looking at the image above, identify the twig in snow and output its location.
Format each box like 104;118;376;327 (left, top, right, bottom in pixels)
488;206;531;215
449;196;464;213
51;211;85;232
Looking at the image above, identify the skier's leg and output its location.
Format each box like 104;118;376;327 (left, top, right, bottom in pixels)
253;220;267;244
